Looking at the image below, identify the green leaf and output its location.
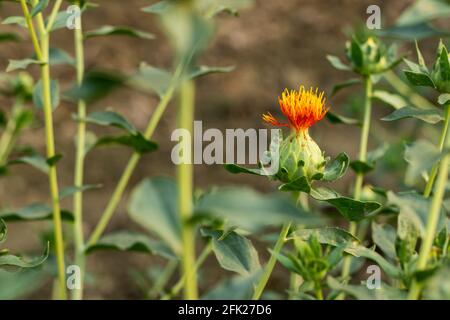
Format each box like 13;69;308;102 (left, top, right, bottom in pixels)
0;270;45;299
0;203;73;222
310;187;381;222
378;23;450;41
372;222;397;260
202;229;261;276
59;184;102;199
0;32;21;42
373;90;408;110
350;37;364;68
189;65;235;79
325;112;360;125
404;70;435;87
0;243;49;268
33;79;60;110
327;277;406;300
201;270;261;300
30;0;49;17
194;187;322;232
47;10;72;31
422;262;450;300
45;48;75;66
141;0;177;15
85;25;155;40
438;93;450;105
381;106;443;124
330;78;360;97
2;16;27;28
94;134;158;154
350;144;389;174
396;0;450;26
8;153;49;173
64;71;124;104
326;55;350;71
279;176;311;193
127;64;172;98
322;153;349;181
350;160;374;174
289;227;359;247
0;219;6;244
404;140;442;185
223;164;262;176
6;59;43;72
128;178;182;254
83;111;137;134
85;231;175;259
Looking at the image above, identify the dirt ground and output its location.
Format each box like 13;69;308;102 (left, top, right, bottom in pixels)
0;0;438;298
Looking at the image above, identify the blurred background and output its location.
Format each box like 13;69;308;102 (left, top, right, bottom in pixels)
0;0;448;298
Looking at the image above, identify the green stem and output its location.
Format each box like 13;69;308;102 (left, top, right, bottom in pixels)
71;1;86;300
177;79;198;299
252;222;291;300
148;259;179;299
408;103;450;300
161;243;212;300
383;70;435;110
86;63;185;246
19;0;42;60
340;76;372;298
315;282;324;300
0;101;23;166
29;2;66;299
423;105;450;198
45;0;63;33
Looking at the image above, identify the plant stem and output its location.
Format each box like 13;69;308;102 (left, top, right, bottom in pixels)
383;70;435;110
315;282;324;300
177;79;198;299
161;243;212;300
72;1;86;300
252;222;291;300
19;0;42;60
340;76;372;297
28;1;66;299
86;63;185;246
408;103;450;300
148;259;179;299
423;105;450;198
0;101;23;166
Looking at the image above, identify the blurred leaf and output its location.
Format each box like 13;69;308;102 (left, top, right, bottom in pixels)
128;178;182;255
322;153;349;181
201;270;261;300
85;25;155;40
350;144;389;174
189;65;235;78
378;23;449;41
396;0;450;26
327;55;350;71
127;64;172;97
325;112;360;125
30;0;49;17
223;163;262;176
202;229;261;276
0;203;73;222
310;187;381;221
2;16;27;28
64;71;124;104
0;242;49;268
404;140;442;185
0;219;6;244
94;134;157;154
33;79;60;110
8;153;49;173
46;48;75;66
438;93;450;105
0;270;45;299
59;184;102;199
422;262;450;300
6;59;42;72
194;187;322;232
372;222;397;260
373;90;408;110
85;231;175;259
327;277;406;300
381;106;443;124
330;78;360;97
83;111;137;134
0;32;21;42
47;10;72;31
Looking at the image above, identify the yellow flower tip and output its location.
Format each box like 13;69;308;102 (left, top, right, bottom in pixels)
263;86;329;132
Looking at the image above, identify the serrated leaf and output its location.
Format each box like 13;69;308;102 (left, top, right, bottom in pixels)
6;59;43;72
85;25;155;40
310;187;381;222
128;178;182;254
33;79;60;110
381;106;443;124
202;229;260;276
85;231;175;259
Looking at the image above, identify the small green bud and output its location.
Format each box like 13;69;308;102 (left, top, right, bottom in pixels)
431;42;450;94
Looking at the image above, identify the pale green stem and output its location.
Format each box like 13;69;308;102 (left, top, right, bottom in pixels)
45;0;63;33
148;259;179;299
423;106;450;198
408;103;450;300
161;243;212;300
71;2;86;300
86;63;185;246
177;79;198;299
383;70;435;110
19;0;42;60
252;222;292;300
0;101;23;166
339;76;372;299
28;1;66;299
